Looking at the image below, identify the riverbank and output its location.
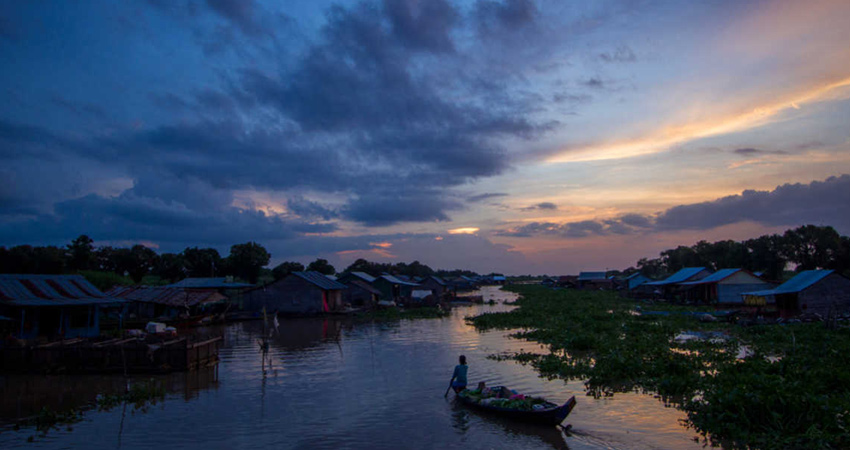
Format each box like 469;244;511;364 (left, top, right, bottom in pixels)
468;285;850;449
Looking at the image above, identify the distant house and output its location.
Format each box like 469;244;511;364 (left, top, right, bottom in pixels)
578;272;612;290
742;270;850;318
418;276;448;298
167;277;254;290
336;272;377;285
556;276;578;288
0;274;125;340
373;274;420;303
645;267;713;300
107;286;227;321
619;272;654;298
677;269;775;305
624;272;651;290
540;277;557;287
242;271;347;315
341;280;382;309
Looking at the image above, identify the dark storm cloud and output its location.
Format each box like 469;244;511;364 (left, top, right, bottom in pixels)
205;0;262;36
467;192;509;203
287;196;339;221
384;0;458;52
655;175;850;232
495;176;850;238
474;0;537;35
342;190;462;226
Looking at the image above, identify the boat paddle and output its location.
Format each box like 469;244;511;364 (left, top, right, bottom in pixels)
444;382;453;397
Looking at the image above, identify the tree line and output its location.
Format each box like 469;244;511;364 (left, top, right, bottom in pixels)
633;225;850;280
0;235;272;285
0;236;484;289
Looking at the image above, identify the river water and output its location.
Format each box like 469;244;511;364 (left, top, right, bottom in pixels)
1;286;705;449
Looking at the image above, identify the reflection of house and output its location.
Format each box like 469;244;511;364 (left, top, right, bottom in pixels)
742;270;850;318
342;280;382;308
107;286;227;320
645;267;712;299
678;269;774;305
373;274;420;302
418;276;448;298
0;274;125;340
577;272;612;290
242;272;347;315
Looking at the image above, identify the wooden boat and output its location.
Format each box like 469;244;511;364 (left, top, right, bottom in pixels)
455;386;576;426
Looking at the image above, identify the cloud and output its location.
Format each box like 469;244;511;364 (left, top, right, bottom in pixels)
599;45;636;63
204;0;262;36
520;202;557;211
496;175;850;238
732;147;787;156
384;0;458;53
467;192;509;203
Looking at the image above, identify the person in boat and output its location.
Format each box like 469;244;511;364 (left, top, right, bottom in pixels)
450;355;468;393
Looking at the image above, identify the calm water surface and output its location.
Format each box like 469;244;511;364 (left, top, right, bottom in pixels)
1;286;704;449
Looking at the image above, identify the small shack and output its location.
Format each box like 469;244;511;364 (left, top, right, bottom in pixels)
0;274;125;340
418;275;448;298
678;269;775;305
742;270;850;318
167;277;254;290
578;272;612;290
644;267;713;300
373;274;420;303
242;271;347;315
336;271;377;285
341;280;382;309
107;286;227;322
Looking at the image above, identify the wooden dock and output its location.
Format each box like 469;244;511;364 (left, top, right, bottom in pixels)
0;336;222;374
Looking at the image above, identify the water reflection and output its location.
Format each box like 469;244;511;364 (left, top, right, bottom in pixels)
0;286;705;450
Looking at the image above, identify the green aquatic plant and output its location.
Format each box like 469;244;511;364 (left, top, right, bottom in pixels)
469;285;850;449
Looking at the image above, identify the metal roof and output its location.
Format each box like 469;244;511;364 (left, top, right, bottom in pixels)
348;280;382;296
646;267;709;286
167;277;254;289
578;272;607;281
0;274;125;307
106;286;225;307
293;271;347;290
351;272;377;283
744;270;835;296
379;274;420;286
429;275;447;286
680;269;743;285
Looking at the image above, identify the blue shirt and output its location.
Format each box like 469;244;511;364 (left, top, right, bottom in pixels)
452;364;468;385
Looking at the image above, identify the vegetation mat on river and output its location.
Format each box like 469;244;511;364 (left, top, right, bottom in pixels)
468;285;850;449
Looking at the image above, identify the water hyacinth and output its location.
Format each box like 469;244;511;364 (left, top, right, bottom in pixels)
469;285;850;449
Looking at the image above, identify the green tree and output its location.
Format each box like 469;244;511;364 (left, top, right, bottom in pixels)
306;258;335;275
121;245;159;283
155;253;186;283
226;242;270;283
272;261;304;280
66;234;95;272
744;234;787;280
782;225;842;271
182;247;223;278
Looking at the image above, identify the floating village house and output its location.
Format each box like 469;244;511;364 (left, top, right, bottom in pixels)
0;274;125;340
644;267;713;300
677;269;774;306
242;271;347;315
742;270;850;318
373;274;420;303
417;275;448;298
620;272;653;298
106;286;227;322
341;280;382;308
577;271;612;290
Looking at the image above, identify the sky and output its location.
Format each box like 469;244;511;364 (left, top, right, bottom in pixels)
1;0;849;275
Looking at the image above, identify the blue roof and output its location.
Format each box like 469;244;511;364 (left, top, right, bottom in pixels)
578;272;607;281
349;272;376;283
680;268;743;285
379;274;420;286
0;274;125;307
292;272;347;290
744;270;835;296
167;277;254;289
646;267;709;286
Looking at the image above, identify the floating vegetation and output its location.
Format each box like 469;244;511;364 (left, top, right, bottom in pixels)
469;285;850;449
